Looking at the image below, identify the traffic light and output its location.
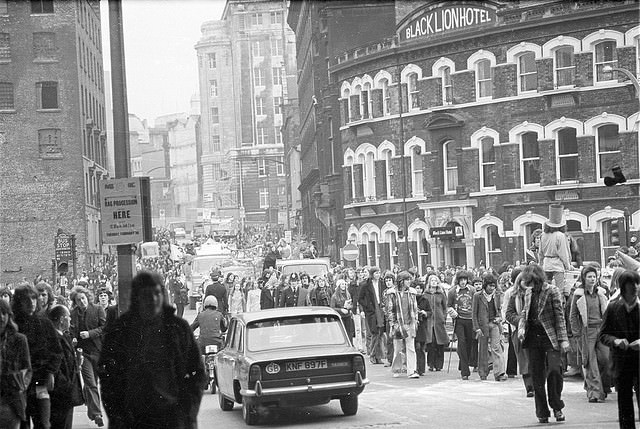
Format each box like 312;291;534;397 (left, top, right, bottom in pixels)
610;217;626;247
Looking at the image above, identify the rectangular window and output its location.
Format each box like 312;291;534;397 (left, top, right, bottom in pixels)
211;135;221;152
252;40;262;57
256;127;266;145
255;97;265;115
31;0;53;14
37;81;58;109
274;127;282;144
207;53;216;69
521;132;540;185
271;38;283;56
276;156;285;175
254;68;264;86
476;59;492;99
487;225;501;251
270;11;282;25
558;128;578;182
481;137;496;188
595;41;617;82
0;0;7;14
408;73;420;109
597;124;621;179
258;159;267;176
251;13;263;27
444;141;458;193
272;67;282;85
0;33;9;61
0;82;14;110
273;96;282;114
210;107;219;124
209;80;218;97
33;32;56;60
555;46;575;87
259;188;269;208
518;52;537;92
212;162;221;180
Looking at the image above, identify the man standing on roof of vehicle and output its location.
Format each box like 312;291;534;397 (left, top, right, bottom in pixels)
204;270;228;314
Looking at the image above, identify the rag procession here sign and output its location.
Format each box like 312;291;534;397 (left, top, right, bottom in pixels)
100;178;145;245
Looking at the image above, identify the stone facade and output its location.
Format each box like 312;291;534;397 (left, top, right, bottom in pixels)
332;1;639;271
0;0;108;283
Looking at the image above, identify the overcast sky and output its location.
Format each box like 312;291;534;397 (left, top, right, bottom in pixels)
101;0;226;123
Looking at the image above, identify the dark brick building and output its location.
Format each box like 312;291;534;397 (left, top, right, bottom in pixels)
287;0;396;260
331;0;639;271
0;0;108;282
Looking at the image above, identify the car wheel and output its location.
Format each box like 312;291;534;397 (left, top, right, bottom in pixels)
218;391;234;411
340;395;358;416
242;396;259;425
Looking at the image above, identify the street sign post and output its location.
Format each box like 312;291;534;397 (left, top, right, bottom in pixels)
343;243;359;262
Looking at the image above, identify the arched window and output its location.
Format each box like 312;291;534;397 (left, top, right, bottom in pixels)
361;231;369;265
411;146;423;197
556;128;579;182
353;84;362;120
443;140;457;193
385;230;398;269
520;131;541;186
363;82;372;119
476;59;492;99
342;88;351;123
408;72;420;109
365;151;376;199
416;229;429;275
524;222;543;261
441;66;453;104
379;78;390;115
480;136;496;189
381;148;393;198
554;46;575;87
485;224;501;267
517;52;537;92
368;232;379;267
594;40;618;82
596;124;621;180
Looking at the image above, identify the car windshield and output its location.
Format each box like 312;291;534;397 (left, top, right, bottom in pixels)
280;264;328;277
246;315;348;352
193;256;233;273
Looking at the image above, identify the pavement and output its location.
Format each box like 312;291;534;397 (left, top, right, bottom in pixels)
70;307;635;428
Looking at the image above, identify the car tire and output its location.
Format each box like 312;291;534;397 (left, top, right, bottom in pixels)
218;391;234;411
340;395;358;416
242;396;259;425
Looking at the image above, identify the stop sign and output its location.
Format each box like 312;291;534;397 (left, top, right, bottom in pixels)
342;243;359;262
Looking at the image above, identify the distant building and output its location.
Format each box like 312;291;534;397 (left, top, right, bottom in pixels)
0;0;109;282
331;0;639;270
195;0;298;230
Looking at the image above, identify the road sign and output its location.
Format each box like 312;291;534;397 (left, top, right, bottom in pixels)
100;177;146;245
343;243;359;262
55;233;73;260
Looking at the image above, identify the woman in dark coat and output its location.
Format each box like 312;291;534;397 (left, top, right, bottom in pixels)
415;281;432;375
424;273;449;371
99;271;206;429
0;299;32;429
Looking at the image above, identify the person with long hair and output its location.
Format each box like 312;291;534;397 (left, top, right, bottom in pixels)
228;282;246;315
424;272;449;372
12;283;62;429
0;299;32;429
570;265;611;403
99;271;206;429
330;279;355;339
387;271;420;378
518;264;570;423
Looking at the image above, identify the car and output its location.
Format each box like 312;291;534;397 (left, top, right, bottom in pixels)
214;307;368;425
275;258;331;278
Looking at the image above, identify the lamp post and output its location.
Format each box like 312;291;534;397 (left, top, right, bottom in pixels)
602;65;640;94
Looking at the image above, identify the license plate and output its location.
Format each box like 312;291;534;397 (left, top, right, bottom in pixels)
285;359;328;372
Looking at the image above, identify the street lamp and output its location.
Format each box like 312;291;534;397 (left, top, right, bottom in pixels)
602;65;640;94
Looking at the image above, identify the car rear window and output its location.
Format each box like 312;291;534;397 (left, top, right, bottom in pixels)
246;315;347;352
280;264;328;277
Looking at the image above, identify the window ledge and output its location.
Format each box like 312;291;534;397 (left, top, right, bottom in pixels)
33;59;58;64
37;108;61;113
0;59;10;64
0;109;16;113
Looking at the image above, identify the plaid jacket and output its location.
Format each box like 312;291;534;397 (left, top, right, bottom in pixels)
519;283;568;350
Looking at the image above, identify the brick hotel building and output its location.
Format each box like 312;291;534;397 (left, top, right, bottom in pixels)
328;0;639;271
